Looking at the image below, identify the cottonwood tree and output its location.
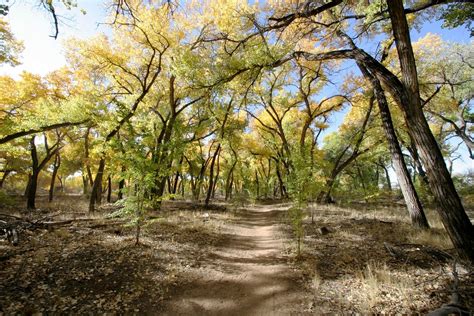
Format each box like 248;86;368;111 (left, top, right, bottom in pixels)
0;18;23;66
187;0;473;260
416;37;473;159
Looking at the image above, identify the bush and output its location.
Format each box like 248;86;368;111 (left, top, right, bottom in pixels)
0;190;15;207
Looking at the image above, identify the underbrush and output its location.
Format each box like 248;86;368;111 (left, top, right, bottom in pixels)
290;203;473;314
0;198;228;314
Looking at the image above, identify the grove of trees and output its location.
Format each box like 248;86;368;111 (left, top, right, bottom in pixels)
1;0;473;262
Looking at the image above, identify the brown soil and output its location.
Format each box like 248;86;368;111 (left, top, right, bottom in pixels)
1;197;473;314
160;204;310;315
0;197;227;314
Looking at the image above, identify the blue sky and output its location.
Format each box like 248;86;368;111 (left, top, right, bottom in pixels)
1;1;472;174
0;0;108;76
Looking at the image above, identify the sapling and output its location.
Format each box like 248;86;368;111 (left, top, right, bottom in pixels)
288;205;304;256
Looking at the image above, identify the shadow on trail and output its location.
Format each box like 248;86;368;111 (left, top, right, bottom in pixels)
231;208;285;228
161;204;308;315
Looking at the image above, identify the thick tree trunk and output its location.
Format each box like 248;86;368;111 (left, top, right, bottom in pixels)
48;153;61;202
89;158;105;213
27;135;60;209
360;63;429;228
387;0;473;260
27;171;39;210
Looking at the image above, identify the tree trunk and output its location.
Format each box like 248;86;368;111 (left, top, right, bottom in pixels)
89;158;105;213
0;170;11;188
26;135;59;209
387;0;473;260
275;165;287;199
172;173;180;195
205;144;221;207
58;176;64;192
118;178;125;200
118;165;126;200
406;135;429;185
319;177;335;204
27;171;38;210
356;162;368;201
82;174;89;195
48;153;61;202
358;63;429;228
212;152;221;199
380;161;392;191
107;175;112;203
225;162;236;201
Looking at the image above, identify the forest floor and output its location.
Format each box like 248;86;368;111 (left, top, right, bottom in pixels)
0;196;473;314
160;203;309;315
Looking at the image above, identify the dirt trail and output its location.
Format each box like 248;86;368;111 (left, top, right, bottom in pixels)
161;204;309;315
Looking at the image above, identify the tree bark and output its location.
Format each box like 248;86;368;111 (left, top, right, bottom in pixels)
172;172;180;195
387;0;473;260
48;153;61;202
118;179;125;200
275;163;287;199
205;144;221;206
89;158;105;213
26;171;39;210
359;63;429;229
26;135;61;210
107;175;112;203
212;151;221;199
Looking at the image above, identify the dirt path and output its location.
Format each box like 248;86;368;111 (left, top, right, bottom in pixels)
161;204;309;315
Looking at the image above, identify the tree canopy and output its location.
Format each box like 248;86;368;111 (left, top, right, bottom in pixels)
1;0;473;261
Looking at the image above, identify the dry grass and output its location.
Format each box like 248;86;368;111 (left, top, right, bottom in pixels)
296;202;473;314
0;198;231;314
409;229;452;249
356;261;414;313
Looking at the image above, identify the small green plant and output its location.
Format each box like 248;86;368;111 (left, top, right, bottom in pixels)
113;192;146;245
110;148;159;245
232;189;251;208
288;205;305;256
